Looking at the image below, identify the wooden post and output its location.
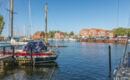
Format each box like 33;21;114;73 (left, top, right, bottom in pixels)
12;46;15;59
11;0;13;38
108;45;111;77
30;47;33;65
3;47;5;55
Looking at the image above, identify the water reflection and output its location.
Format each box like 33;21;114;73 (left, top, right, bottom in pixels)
0;42;127;80
0;62;58;80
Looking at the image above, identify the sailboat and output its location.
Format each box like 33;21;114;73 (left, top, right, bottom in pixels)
113;35;130;80
9;0;28;46
113;0;130;78
1;2;59;63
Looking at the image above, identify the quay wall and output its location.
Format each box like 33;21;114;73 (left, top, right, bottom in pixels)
80;39;127;44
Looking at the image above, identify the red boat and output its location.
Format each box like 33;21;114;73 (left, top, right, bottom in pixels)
0;49;58;63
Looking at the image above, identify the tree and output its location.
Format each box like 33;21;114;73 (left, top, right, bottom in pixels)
48;31;55;38
64;32;68;36
69;31;74;36
113;27;127;36
0;15;5;34
128;28;130;36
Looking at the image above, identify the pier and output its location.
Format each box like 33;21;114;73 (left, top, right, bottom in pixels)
0;55;14;71
0;46;35;66
0;55;13;62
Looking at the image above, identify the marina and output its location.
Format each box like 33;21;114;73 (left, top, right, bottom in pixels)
0;41;127;80
0;0;130;80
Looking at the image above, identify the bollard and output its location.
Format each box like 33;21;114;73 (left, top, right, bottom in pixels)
30;47;33;65
108;45;111;77
3;47;5;55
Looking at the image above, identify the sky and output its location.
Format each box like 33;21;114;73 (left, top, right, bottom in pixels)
0;0;130;37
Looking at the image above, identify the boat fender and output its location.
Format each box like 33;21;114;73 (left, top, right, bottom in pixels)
113;67;118;76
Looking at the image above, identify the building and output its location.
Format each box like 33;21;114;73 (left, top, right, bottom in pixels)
54;33;65;39
78;28;111;38
31;31;44;40
108;31;115;38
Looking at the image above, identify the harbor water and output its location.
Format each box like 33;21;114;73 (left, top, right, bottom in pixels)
0;41;129;80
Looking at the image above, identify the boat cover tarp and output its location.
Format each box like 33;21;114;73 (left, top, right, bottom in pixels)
23;41;47;53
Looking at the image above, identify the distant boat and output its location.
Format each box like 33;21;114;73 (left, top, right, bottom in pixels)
69;38;78;42
10;38;27;46
53;38;64;41
64;38;69;41
48;38;53;41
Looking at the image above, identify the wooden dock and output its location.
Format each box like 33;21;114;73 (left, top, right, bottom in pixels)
0;55;35;66
0;55;13;62
0;55;14;71
15;57;35;66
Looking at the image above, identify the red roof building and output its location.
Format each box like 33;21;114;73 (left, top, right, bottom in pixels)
78;28;111;37
54;33;65;39
30;31;45;40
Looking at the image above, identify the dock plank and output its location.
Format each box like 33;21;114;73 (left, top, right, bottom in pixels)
0;55;13;62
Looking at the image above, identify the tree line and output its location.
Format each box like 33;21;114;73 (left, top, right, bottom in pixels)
113;27;130;36
1;14;130;38
47;31;74;38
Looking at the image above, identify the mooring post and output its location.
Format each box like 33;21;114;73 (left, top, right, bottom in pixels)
108;45;111;77
12;46;15;59
3;47;5;55
30;47;33;65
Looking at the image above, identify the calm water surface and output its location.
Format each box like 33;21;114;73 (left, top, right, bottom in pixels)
0;41;129;80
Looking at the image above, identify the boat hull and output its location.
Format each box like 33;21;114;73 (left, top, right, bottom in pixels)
35;55;57;63
0;51;58;63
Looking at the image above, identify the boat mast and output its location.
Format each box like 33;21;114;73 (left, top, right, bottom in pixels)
45;3;48;45
11;0;13;38
8;0;11;37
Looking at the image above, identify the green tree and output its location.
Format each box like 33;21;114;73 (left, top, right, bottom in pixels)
48;30;61;38
0;15;5;34
69;31;74;36
113;27;127;36
128;28;130;36
48;31;55;38
64;32;68;36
